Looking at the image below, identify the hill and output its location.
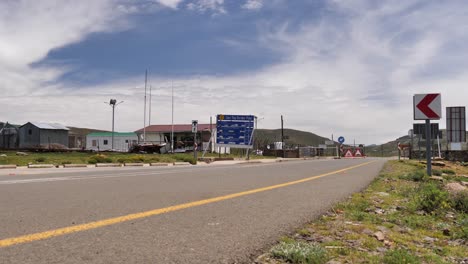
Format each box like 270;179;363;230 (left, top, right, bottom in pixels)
254;128;331;149
67;126;109;135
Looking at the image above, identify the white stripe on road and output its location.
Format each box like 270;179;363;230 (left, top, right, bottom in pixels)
0;161;323;185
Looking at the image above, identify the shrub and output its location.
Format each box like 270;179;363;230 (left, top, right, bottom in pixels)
172;154;196;165
88;154;112;164
383;249;420;264
415;183;449;213
62;161;72;165
455;217;468;240
400;170;427;182
432;170;442;176
442;169;456;175
35;157;46;162
117;155;146;163
451;191;468;213
270;241;328;264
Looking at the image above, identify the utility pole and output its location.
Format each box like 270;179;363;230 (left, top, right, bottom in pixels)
171;81;174;153
149;85;152;127
281;115;284;158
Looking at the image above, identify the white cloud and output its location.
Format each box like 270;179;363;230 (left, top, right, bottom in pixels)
2;0;468;145
242;0;263;10
186;0;226;14
155;0;184;9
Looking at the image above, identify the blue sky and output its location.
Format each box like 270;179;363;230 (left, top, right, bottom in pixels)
2;0;468;144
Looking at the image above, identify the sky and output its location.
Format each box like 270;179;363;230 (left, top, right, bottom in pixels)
1;0;468;145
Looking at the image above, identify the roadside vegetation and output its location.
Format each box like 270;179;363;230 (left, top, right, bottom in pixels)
256;160;468;264
0;150;270;166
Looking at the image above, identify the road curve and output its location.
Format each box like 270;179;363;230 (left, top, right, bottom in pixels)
0;158;386;264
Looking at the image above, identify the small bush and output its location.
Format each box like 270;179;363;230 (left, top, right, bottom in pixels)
35;157;46;162
270;241;328;264
62;161;72;165
383;249;421;264
117;155;146;163
172;154;196;165
415;183;449;213
88;154;112;164
400;170;427;182
451;191;468;213
432;170;442;176
442;169;456;175
454;217;468;240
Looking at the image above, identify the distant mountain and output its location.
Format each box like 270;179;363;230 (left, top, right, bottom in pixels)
254;128;331;149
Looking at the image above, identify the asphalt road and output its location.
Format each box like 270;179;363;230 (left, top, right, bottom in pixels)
0;158;386;264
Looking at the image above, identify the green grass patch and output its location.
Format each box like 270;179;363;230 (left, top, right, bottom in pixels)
270;241;328;264
260;160;468;264
383;249;421;264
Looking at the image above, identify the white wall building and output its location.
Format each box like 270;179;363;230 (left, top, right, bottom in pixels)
86;132;138;152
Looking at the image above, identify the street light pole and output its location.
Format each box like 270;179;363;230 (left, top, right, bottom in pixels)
108;99;124;151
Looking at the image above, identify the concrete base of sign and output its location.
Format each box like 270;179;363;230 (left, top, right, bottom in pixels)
124;163;145;167
96;163;122;168
173;162;191;166
0;165;17;169
28;164;56;168
150;163;170;167
63;164;89;168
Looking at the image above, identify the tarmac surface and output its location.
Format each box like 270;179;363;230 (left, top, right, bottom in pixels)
0;158;386;263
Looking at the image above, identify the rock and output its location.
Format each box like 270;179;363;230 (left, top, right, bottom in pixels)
445;212;455;219
416;210;425;215
443;228;451;236
374;208;385;215
374;231;385;241
430;176;444;181
462;181;468;187
396;205;406;211
392;226;404;233
423;236;437;243
384;240;394;247
376;192;390;197
376;247;388;253
362;228;374;236
16;152;28;156
377;226;389;232
0;154;6;157
445;182;467;194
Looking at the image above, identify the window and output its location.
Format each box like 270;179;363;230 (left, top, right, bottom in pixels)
92;140;97;147
125;140;129;143
103;140;108;145
28;129;32;135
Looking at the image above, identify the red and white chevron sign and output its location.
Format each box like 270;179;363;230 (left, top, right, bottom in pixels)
413;94;441;120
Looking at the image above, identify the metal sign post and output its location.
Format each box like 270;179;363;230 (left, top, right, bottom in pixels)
413;94;441;176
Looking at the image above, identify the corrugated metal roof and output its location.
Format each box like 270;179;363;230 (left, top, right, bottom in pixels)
30;122;69;130
135;124;213;133
87;132;137;137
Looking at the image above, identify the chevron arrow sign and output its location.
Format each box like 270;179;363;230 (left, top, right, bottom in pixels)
413;93;441;120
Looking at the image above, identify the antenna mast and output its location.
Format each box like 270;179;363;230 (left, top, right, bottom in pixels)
143;70;148;142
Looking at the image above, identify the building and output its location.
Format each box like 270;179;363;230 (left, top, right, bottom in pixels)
0;122;19;149
135;124;214;152
67;127;109;149
18;122;69;149
86;132;138;152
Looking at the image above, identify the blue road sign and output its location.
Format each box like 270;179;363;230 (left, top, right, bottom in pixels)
338;136;345;144
216;114;255;149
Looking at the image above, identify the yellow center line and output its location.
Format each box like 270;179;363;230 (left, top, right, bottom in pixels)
0;160;376;248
